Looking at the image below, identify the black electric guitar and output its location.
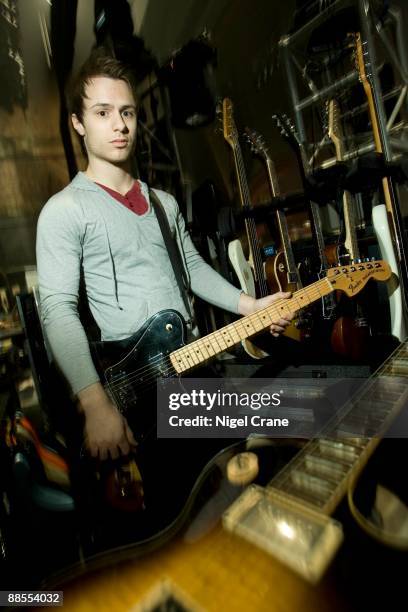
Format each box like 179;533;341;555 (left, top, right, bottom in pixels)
91;262;390;517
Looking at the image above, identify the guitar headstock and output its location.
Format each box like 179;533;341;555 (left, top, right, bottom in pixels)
327;99;343;148
272;112;303;153
222;98;238;150
244;127;270;161
273;112;310;173
353;31;372;90
327;260;391;297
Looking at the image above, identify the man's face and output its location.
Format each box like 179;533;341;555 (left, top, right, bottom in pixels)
72;76;137;166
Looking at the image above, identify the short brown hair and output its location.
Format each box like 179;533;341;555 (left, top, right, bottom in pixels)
67;48;138;121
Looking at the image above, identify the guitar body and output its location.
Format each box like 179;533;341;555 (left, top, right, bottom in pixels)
324;243;348;267
90;309;236;533
331;314;370;361
265;251;303;342
54;372;408;612
265;250;293;293
229;240;303;345
227;239;269;359
55;438;355;612
91;309;185;422
372;204;407;341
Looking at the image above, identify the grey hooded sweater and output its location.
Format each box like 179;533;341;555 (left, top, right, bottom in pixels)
36;172;242;395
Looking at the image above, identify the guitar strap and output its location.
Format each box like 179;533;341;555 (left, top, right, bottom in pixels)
149;188;193;321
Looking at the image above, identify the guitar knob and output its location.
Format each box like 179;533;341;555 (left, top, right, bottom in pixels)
227;452;259;486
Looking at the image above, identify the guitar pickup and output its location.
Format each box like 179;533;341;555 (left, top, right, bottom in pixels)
223;485;343;584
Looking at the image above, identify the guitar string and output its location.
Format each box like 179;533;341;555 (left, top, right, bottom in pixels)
106;267;371;394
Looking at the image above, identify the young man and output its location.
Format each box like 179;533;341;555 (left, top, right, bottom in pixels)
36;53;293;463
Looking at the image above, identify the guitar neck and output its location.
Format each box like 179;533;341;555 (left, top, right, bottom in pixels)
170;261;389;374
268;339;408;515
342;191;359;262
265;158;281;198
276;210;302;287
309;201;329;270
329;101;360;262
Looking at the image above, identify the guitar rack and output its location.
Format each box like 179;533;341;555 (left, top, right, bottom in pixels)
279;0;408;337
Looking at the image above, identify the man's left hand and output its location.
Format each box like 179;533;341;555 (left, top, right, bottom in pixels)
238;291;294;337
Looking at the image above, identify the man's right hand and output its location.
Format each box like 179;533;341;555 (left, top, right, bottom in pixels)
77;382;137;460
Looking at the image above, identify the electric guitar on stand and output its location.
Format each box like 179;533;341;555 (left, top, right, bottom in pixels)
327;98;370;360
244;126;312;339
354;31;408;341
222;98;275;358
272;113;337;322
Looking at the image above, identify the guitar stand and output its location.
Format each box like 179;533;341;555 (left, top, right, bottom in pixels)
279;0;408;320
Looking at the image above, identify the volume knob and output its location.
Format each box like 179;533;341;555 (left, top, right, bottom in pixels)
227;452;259;486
